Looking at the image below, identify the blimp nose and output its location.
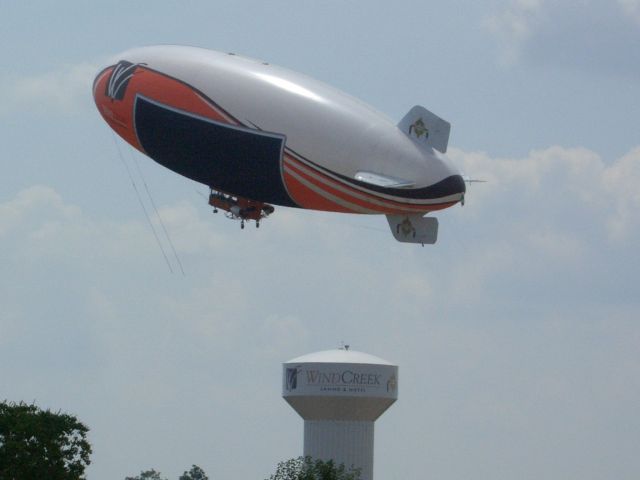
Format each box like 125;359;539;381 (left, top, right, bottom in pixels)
430;153;466;202
434;173;466;204
450;173;466;195
92;63;143;151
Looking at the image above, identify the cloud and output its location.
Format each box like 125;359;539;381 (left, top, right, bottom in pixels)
450;145;640;244
4;145;640;334
483;0;543;65
0;62;97;115
4;144;640;323
602;146;640;240
485;0;640;78
2;144;640;479
619;0;640;24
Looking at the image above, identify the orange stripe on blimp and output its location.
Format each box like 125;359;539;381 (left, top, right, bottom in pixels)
94;65;233;154
284;154;454;214
283;167;353;213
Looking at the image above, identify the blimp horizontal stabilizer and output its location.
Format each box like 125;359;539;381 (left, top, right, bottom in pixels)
398;106;451;154
386;214;439;245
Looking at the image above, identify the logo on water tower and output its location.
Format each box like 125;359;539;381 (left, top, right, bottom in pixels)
286;366;301;391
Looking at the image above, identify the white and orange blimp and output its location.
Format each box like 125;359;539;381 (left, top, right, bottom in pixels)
93;45;465;244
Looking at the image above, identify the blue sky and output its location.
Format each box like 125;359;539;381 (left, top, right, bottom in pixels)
1;1;639;479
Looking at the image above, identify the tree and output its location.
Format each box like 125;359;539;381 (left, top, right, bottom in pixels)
179;464;209;480
125;469;167;480
0;400;92;480
125;465;208;480
267;457;361;480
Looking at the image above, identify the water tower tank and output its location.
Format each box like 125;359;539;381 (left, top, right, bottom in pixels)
282;348;398;480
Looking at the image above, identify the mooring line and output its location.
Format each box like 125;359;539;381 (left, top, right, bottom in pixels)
111;133;174;274
131;151;186;276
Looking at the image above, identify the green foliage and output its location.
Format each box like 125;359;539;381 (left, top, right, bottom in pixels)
268;458;301;480
125;465;208;480
0;400;92;480
125;469;167;480
267;457;361;480
179;464;209;480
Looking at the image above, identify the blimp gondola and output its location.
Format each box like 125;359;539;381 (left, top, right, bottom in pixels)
93;45;466;244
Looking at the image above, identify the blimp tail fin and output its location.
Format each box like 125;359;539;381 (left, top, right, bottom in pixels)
398;106;451;153
386;214;438;245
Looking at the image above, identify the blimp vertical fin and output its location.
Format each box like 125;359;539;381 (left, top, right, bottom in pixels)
398;106;451;153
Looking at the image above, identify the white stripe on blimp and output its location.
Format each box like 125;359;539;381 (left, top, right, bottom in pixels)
284;166;376;214
282;151;459;209
285;157;439;211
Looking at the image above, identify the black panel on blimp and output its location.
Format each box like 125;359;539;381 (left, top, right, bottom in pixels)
134;96;297;207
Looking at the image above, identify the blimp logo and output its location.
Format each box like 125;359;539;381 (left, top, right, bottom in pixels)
105;60;139;101
409;118;429;140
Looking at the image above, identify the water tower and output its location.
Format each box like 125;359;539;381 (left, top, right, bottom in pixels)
282;347;398;480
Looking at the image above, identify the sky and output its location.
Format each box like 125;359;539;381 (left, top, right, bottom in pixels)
1;1;639;479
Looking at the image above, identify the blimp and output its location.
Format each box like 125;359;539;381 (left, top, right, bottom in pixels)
93;45;465;244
